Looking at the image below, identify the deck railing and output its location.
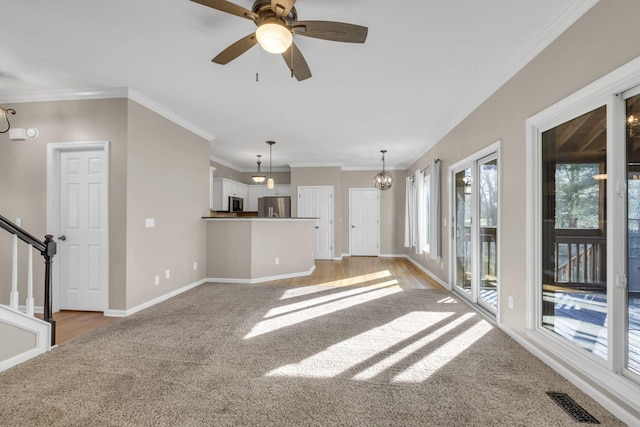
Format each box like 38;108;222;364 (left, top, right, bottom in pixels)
554;233;606;289
0;214;57;345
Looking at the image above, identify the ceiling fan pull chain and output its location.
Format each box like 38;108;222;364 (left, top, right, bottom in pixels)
290;46;294;78
256;47;260;82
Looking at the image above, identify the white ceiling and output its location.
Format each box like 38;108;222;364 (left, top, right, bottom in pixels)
0;0;595;171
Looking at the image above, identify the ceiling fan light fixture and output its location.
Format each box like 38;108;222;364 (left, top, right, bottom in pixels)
256;22;292;54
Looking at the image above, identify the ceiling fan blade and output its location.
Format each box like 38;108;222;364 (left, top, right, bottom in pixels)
293;21;368;43
271;0;296;18
282;42;311;81
212;33;258;64
191;0;258;21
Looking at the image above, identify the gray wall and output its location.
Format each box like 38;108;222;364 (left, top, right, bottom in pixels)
205;220;315;280
125;100;209;309
404;0;640;331
341;171;405;256
0;98;209;311
0;98;128;308
0;321;36;361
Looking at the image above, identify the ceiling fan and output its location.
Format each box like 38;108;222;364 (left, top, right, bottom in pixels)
191;0;368;81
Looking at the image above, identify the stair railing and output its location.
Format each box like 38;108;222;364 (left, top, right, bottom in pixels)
0;214;57;345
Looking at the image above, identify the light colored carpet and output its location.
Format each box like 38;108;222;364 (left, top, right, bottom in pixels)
0;280;626;426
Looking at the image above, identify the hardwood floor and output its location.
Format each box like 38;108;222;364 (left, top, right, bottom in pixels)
39;257;440;345
267;256;444;290
37;311;119;345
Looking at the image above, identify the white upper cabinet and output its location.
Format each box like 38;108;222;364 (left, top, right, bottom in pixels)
263;185;291;197
246;185;264;212
211;178;248;211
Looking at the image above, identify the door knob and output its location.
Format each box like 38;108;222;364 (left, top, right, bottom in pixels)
315;226;319;229
351;225;355;228
58;235;67;241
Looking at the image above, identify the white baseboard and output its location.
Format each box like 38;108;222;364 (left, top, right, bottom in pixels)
404;255;450;290
104;278;208;317
379;253;406;258
498;325;640;426
207;265;315;284
16;305;44;314
0;347;49;373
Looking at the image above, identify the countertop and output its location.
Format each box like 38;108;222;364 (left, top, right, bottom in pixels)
202;217;317;220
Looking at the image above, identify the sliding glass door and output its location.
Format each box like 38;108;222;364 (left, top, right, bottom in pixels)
533;89;640;387
454;167;472;296
451;146;499;314
540;106;608;360
626;91;640;379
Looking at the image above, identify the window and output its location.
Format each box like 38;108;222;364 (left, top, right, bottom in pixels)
527;61;640;406
540;106;607;360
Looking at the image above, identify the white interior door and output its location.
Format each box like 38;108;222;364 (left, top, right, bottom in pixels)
350;188;379;256
58;150;108;311
298;186;334;260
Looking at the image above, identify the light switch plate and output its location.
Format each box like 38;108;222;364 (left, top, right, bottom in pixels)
145;218;155;228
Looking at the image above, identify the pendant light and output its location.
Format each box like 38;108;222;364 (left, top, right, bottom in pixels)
373;150;393;191
266;140;276;189
252;155;266;183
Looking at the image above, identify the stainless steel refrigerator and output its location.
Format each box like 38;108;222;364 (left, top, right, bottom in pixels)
258;197;291;218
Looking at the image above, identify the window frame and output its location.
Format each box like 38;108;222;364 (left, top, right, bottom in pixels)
525;56;640;412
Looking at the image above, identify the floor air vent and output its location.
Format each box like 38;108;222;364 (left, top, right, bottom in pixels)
546;392;600;424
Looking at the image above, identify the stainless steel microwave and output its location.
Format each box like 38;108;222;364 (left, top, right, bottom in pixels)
229;196;244;212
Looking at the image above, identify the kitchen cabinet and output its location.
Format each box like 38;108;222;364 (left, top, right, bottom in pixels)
263;185;291;197
212;178;248;211
246;185;264;212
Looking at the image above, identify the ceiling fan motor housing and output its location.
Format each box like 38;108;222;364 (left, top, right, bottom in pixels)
252;0;297;24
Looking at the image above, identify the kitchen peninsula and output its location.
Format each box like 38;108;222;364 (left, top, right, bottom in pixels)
203;217;316;283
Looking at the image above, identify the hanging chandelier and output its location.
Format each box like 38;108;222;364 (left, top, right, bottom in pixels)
373;150;393;191
252;155;266;183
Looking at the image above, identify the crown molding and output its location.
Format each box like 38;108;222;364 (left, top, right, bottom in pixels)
127;89;215;142
288;162;344;169
417;0;599;162
210;155;242;171
0;86;216;143
210;155;291;173
0;87;127;103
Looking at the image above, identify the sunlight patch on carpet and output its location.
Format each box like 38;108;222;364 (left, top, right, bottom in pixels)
266;280;400;318
244;281;402;339
264;311;456;379
437;297;458;304
279;270;393;300
392;319;493;382
352;312;476;381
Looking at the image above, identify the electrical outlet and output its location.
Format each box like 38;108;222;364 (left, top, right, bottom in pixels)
145;218;155;228
193;262;198;271
508;296;514;310
275;257;280;265
154;275;160;286
165;269;170;279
